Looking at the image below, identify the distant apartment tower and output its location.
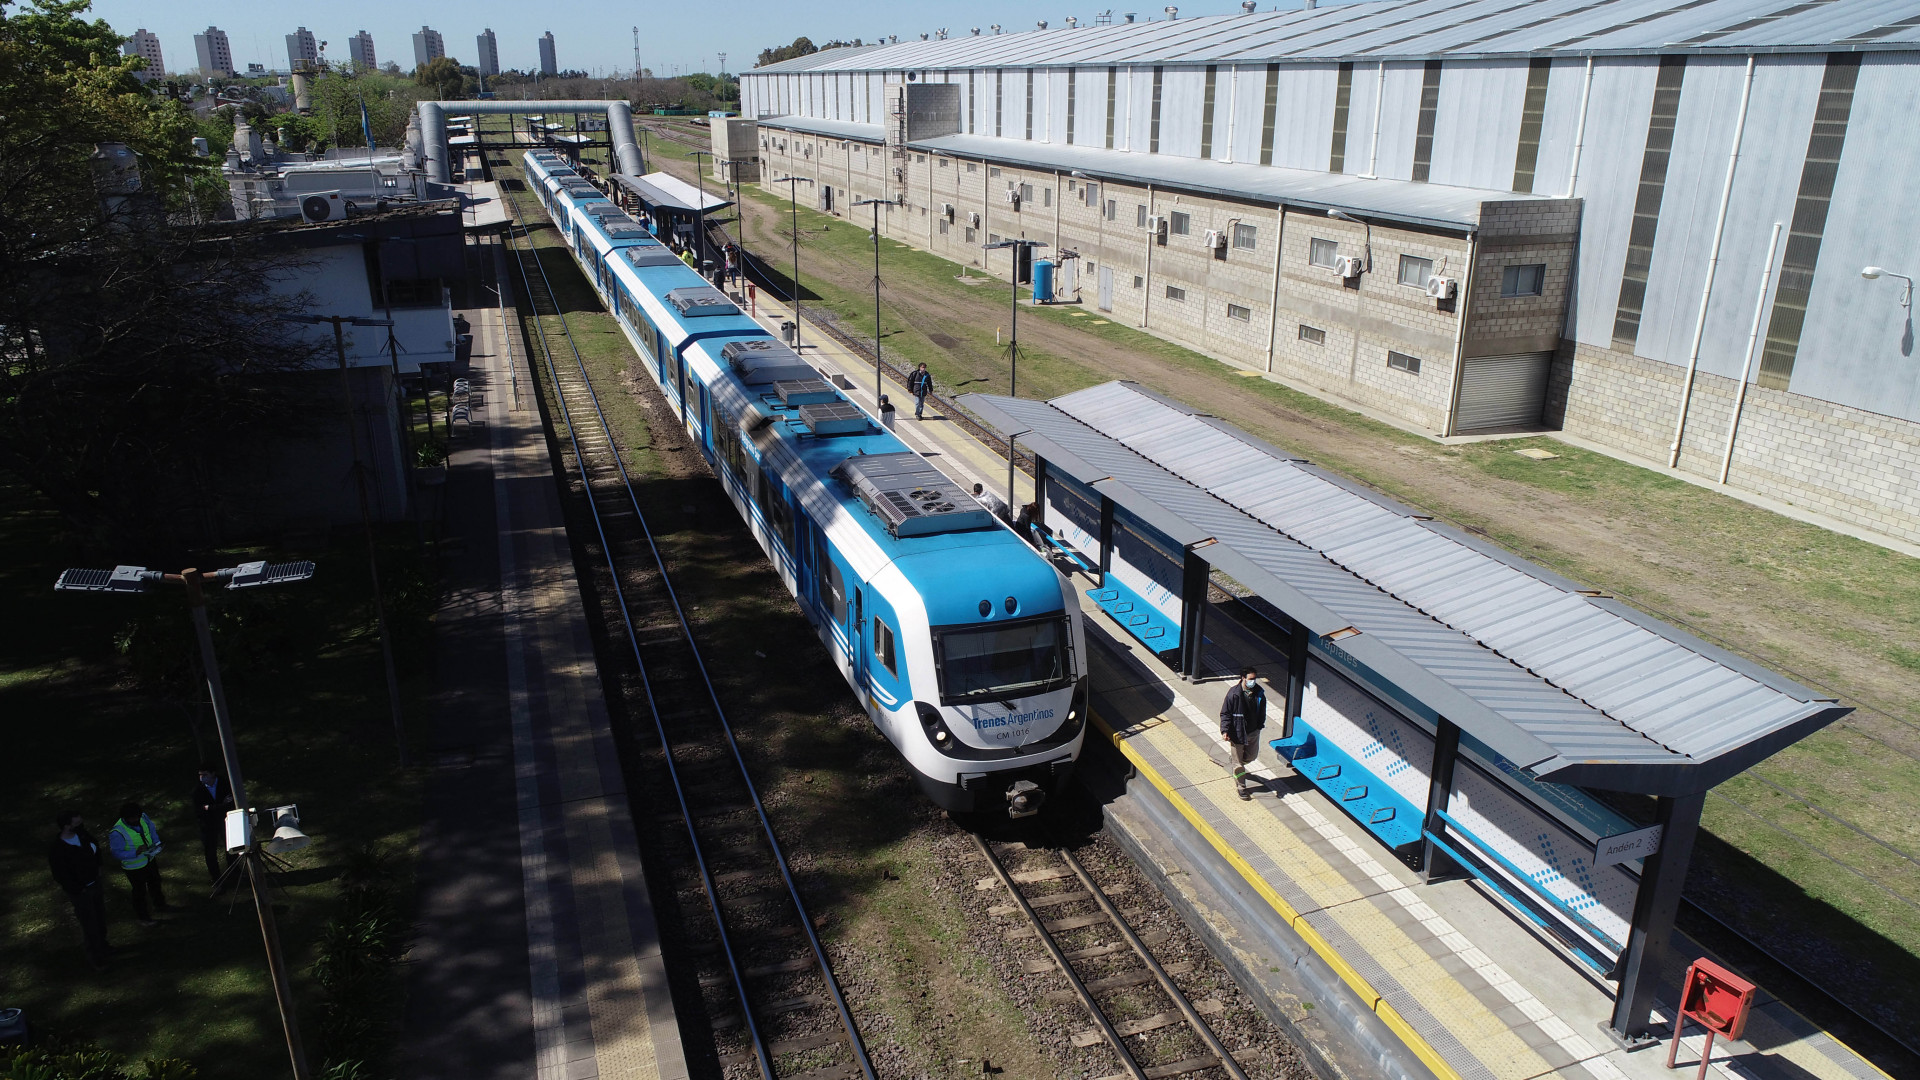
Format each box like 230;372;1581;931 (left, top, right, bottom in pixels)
193;26;233;78
122;28;163;81
411;26;445;69
538;31;557;76
347;31;376;71
476;29;499;77
286;26;318;71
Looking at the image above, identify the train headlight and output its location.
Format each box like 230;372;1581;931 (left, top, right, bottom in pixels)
933;726;951;744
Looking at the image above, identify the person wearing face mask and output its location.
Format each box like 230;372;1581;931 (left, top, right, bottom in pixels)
1218;667;1268;801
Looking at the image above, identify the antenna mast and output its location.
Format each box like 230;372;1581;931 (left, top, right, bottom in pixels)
632;26;641;80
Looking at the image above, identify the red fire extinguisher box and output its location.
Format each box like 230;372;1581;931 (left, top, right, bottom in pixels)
1668;958;1756;1079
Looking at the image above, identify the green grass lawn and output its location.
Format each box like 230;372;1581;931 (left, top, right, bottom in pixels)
0;472;433;1077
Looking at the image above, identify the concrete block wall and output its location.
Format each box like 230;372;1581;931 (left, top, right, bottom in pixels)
1465;200;1579;360
1548;342;1920;544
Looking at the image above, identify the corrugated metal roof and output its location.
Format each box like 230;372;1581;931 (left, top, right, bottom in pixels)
752;0;1920;72
962;381;1846;794
756;115;885;143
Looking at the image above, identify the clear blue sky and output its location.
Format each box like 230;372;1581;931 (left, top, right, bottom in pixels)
85;0;1298;79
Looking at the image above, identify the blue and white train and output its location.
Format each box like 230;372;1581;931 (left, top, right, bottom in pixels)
521;150;1087;816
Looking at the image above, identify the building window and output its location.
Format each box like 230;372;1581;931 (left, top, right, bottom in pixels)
1168;211;1190;236
1309;238;1340;268
939;157;949;167
1137;204;1148;228
1106;199;1117;221
939;219;950;235
1020;183;1033;203
1387;351;1422;374
1412;60;1442;182
1133;275;1144;289
1398;255;1433;288
1084;182;1099;207
1512;57;1552;193
386;277;443;308
1614;55;1689;351
965;226;976;243
1233;223;1257;250
967;161;977;172
1043;187;1052;208
1299;324;1326;345
990;167;1001;177
1165;284;1186;301
1261;61;1280;167
989;233;1001;245
1226;303;1251;321
1329;61;1354;172
1501;263;1546;297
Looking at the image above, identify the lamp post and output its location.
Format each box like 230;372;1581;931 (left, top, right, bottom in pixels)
853;197;893;404
55;560;319;1080
1327;207;1372;272
1861;265;1915;309
771;176;815;350
284;314;408;766
690;150;713;280
984;238;1047;397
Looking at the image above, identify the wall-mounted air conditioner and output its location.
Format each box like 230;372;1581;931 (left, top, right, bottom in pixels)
1146;215;1167;240
1334;255;1365;279
1424;274;1457;300
942;202;955;221
967;211;981;228
1004;188;1020;209
1204;229;1226;250
300;191;347;223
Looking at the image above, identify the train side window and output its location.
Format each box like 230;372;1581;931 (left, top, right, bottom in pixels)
820;555;847;626
873;618;897;677
757;462;795;553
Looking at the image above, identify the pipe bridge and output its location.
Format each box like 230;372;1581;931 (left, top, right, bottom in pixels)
415;100;643;183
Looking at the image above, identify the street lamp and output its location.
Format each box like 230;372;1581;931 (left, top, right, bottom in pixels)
55;560;319;1080
1326;208;1372;273
770;176;815;350
1862;266;1915;309
853;197;893;404
984;238;1048;397
283;314;407;766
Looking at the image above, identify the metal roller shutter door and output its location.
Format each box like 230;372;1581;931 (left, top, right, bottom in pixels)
1454;353;1551;434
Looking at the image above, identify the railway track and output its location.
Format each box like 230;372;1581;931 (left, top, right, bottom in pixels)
496;170;875;1080
974;836;1254;1080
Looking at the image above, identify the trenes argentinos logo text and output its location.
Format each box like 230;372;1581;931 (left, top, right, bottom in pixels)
969;707;1054;730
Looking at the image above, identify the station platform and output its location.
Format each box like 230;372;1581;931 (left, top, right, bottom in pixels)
741;290;1890;1080
401;237;685;1080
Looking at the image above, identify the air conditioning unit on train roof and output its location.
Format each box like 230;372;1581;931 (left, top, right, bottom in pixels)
664;286;740;317
832;452;995;538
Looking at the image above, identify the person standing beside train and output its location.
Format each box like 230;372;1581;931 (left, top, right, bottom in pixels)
1219;668;1267;801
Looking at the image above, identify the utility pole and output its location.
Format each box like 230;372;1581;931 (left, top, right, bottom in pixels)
55;560;320;1080
285;314;409;766
771;176;814;350
854;198;892;404
691;150;713;279
984;238;1046;397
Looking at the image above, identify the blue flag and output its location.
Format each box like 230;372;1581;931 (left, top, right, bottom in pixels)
360;100;375;149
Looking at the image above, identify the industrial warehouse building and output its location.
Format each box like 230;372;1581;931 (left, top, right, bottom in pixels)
735;0;1920;546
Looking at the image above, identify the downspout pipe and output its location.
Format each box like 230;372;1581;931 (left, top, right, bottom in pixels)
1563;57;1595;198
1720;223;1782;485
1668;54;1755;468
1362;62;1386;179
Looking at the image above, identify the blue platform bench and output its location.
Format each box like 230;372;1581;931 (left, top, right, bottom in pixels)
1087;578;1180;663
1270;723;1424;860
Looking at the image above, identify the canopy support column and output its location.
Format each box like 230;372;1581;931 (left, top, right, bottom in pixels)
1420;718;1461;881
1609;791;1705;1042
1179;543;1213;680
1097;495;1114;588
1283;619;1308;740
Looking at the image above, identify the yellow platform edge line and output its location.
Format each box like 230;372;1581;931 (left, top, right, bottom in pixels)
1092;711;1463;1080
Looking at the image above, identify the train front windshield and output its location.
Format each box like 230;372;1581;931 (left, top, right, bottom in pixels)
934;616;1073;703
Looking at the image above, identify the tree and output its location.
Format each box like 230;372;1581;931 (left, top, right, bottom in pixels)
756;36;818;67
0;0;324;549
413;56;465;101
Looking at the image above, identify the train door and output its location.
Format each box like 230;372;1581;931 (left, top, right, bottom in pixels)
850;587;867;694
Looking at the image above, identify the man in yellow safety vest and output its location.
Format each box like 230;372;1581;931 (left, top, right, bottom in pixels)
108;801;173;926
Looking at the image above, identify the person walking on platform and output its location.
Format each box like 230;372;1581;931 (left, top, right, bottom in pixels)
108;801;171;926
47;811;111;969
190;764;236;883
1219;667;1268;801
907;363;934;419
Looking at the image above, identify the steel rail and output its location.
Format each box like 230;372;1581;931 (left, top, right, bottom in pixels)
973;834;1149;1080
498;213;777;1078
498;164;877;1080
1059;847;1251;1080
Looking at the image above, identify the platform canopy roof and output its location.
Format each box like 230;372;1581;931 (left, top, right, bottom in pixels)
964;381;1849;796
753;0;1920;71
610;171;732;214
